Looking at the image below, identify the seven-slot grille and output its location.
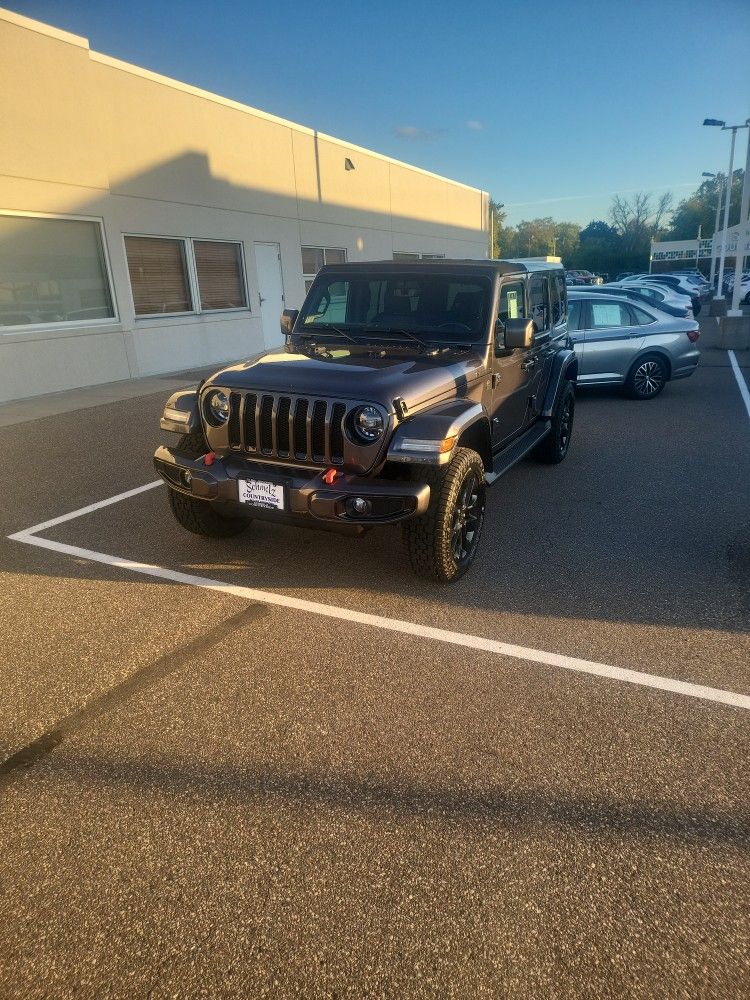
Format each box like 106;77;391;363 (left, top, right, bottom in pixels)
226;392;349;465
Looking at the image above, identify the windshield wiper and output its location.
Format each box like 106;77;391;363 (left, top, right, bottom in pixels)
363;326;475;351
361;326;433;351
297;323;357;343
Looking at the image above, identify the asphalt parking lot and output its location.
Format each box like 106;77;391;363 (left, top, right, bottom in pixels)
1;327;749;998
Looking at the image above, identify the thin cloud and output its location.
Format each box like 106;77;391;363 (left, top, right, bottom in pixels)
504;182;695;209
393;125;444;141
466;120;483;131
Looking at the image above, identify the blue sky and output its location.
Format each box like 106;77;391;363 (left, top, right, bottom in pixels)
10;0;750;226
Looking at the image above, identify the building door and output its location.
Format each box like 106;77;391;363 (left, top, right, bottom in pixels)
254;242;285;348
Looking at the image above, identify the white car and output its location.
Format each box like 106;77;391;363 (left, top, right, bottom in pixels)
621;273;706;300
609;280;694;318
723;271;750;304
728;275;750;304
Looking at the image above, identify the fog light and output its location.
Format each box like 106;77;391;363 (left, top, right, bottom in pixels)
182;470;193;488
348;496;371;516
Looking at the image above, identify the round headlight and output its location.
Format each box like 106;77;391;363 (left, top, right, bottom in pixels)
352;405;384;443
206;389;230;425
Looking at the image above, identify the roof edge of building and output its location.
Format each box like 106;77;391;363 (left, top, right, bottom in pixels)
0;6;486;198
0;5;88;48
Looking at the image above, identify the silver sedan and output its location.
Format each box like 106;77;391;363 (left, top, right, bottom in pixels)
567;291;700;399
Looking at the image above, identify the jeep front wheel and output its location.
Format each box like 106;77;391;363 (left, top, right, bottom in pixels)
402;447;486;583
167;430;249;539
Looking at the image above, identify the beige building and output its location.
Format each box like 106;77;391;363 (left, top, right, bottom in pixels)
0;8;488;403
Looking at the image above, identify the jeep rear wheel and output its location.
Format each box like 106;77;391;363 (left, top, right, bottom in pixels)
167;431;249;539
533;382;575;464
402;447;486;583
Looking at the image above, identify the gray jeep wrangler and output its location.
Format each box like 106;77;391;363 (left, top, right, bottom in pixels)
154;259;577;582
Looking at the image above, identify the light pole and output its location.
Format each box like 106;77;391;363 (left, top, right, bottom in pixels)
701;171;724;286
729;120;750;317
703;119;748;302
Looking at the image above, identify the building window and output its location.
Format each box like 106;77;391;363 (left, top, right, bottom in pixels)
302;246;347;293
393;251;446;261
125;235;248;316
0;214;115;329
193;240;247;311
125;236;192;316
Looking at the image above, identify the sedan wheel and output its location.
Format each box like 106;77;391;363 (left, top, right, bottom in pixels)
627;355;668;399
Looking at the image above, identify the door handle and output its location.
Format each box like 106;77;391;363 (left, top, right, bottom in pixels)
521;358;537;371
258;293;266;305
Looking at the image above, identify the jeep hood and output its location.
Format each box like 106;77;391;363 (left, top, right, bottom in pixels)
209;347;485;413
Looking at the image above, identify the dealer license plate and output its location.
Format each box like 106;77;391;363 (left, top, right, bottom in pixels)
238;479;285;510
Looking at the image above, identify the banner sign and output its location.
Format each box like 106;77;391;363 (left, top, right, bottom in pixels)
651;234;749;262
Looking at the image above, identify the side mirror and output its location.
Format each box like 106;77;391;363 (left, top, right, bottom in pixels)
503;317;535;350
280;308;299;337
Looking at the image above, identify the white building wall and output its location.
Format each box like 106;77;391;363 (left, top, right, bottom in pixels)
0;10;488;403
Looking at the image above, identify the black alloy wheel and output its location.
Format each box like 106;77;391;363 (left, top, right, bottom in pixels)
559;393;573;456
533;382;575;464
450;469;485;569
402;447;487;583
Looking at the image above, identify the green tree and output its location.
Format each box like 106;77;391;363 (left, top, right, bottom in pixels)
668;170;744;239
500;217;580;259
574;220;621;276
488;198;507;258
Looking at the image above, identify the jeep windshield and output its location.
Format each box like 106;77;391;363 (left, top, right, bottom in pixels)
295;271;491;347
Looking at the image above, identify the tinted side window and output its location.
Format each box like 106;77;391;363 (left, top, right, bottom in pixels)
529;275;550;333
498;280;526;322
589;301;631;328
568;299;583;331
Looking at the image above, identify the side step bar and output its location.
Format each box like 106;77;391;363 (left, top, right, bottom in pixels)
485;420;551;486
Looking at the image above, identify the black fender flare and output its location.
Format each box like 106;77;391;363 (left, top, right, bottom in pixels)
541;349;578;417
387;399;491;467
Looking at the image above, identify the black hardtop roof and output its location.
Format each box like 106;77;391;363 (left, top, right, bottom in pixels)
316;258;563;278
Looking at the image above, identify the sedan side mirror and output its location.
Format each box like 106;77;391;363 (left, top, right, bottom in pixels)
503;317;535;350
280;308;299;337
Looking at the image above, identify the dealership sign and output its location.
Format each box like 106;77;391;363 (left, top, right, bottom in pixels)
651;234;750;262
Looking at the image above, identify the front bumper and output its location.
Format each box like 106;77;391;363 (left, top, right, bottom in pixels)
154;446;430;529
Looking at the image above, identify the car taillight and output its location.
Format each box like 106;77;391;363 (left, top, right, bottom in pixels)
686;329;700;343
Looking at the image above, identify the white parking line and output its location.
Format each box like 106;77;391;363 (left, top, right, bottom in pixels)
728;350;750;422
8;483;750;712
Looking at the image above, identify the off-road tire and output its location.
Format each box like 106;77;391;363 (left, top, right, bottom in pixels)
533;381;575;464
167;431;249;538
625;353;668;400
402;447;486;584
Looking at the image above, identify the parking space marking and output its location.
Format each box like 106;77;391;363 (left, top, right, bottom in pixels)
8;484;750;713
729;350;750;422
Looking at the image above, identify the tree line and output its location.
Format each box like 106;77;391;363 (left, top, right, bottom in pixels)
490;169;745;275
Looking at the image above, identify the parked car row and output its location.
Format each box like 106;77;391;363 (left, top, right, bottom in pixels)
566;269;603;286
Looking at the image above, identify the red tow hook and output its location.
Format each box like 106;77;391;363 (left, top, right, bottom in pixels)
322;468;338;485
203;451;216;467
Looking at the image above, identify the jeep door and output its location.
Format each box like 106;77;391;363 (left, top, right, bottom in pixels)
524;273;556;411
491;276;537;446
